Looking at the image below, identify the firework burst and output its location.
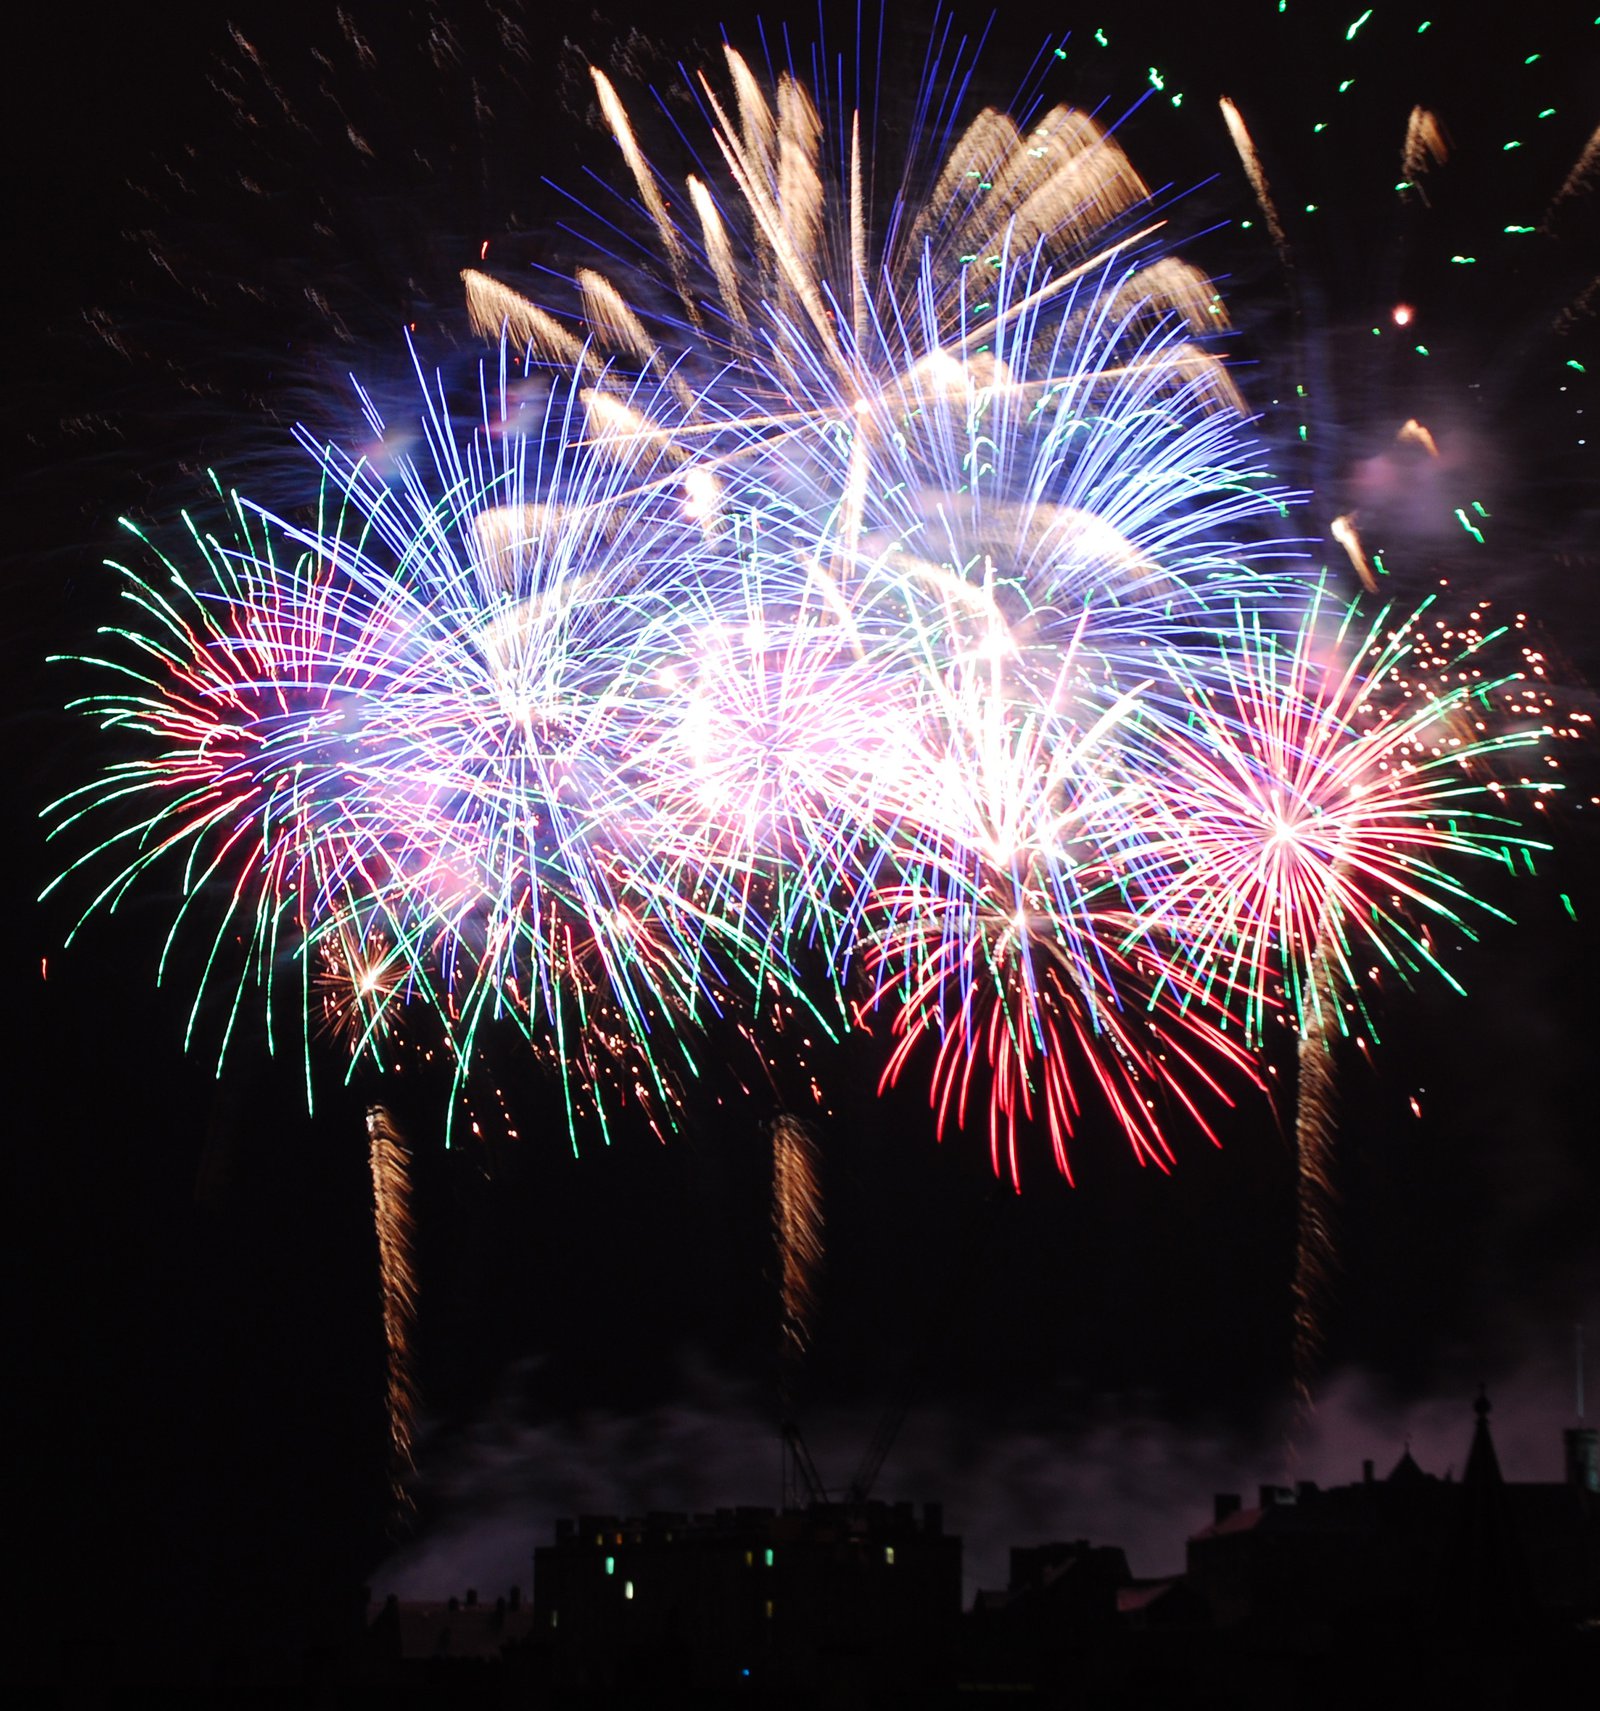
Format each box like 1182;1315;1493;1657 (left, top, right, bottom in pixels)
50;21;1565;1232
1125;585;1552;1397
1131;586;1546;1046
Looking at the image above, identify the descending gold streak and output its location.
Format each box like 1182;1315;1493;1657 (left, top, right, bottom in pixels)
776;73;825;328
1291;939;1340;1421
903;107;1019;268
1331;513;1379;595
700;73;843;363
1113;259;1230;333
579;389;683;469
591;67;687;274
725;45;777;188
772;1113;824;1390
1401;106;1448;201
687;174;751;341
464;54;1244;491
1548;125;1600;222
1397;418;1440;457
462;268;599;376
367;1104;418;1521
994;109;1148;264
1220;97;1290;263
576;269;695;408
1555;271;1600;335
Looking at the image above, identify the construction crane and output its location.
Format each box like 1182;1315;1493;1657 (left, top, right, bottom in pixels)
844;1186;1008;1504
781;1418;830;1509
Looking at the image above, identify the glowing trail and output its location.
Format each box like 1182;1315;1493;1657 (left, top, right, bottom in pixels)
771;1113;824;1380
1397;419;1440;457
1220;97;1290;262
1331;513;1379;595
1401;106;1449;199
1548;124;1600;221
367;1103;418;1522
1292;936;1340;1413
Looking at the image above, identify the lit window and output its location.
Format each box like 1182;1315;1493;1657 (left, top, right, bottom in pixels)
884;1546;895;1566
744;1550;753;1567
764;1548;774;1567
624;1581;635;1600
604;1556;615;1576
764;1600;775;1619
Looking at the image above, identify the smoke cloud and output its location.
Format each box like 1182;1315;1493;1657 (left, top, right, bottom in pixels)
373;1329;1591;1603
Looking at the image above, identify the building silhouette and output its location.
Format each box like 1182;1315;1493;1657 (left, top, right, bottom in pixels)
529;1498;958;1697
359;1389;1600;1703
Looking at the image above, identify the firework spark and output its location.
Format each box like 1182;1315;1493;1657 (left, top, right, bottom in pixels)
1132;587;1545;1048
367;1102;418;1522
771;1113;824;1379
1128;587;1551;1401
50;24;1564;1267
1291;940;1341;1412
1219;97;1290;264
1401;106;1449;200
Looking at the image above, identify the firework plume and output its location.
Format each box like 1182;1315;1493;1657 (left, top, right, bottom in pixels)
367;1103;418;1521
771;1113;825;1381
50;22;1560;1253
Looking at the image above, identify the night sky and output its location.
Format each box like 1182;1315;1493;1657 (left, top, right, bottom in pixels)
8;0;1600;1685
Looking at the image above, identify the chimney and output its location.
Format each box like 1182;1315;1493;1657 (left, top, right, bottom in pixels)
465;1588;477;1608
1213;1493;1241;1524
923;1502;943;1536
1363;1459;1375;1484
510;1585;522;1610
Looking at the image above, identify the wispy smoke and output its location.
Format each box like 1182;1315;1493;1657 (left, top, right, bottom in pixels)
371;1330;1592;1603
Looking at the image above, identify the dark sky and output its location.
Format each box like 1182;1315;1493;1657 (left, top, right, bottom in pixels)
8;0;1600;1683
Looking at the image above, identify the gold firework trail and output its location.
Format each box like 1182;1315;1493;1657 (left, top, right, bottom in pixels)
1396;418;1440;458
1219;97;1290;265
367;1103;418;1521
1331;513;1379;596
466;45;1240;513
771;1113;824;1395
1400;106;1448;201
1291;937;1340;1422
1548;124;1600;223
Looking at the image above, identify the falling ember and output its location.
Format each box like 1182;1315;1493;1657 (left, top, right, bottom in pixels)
1397;418;1440;457
1290;939;1340;1424
367;1104;418;1525
1391;303;1414;327
1548;124;1600;221
1220;96;1290;262
771;1113;824;1389
1400;106;1448;197
1331;513;1380;595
